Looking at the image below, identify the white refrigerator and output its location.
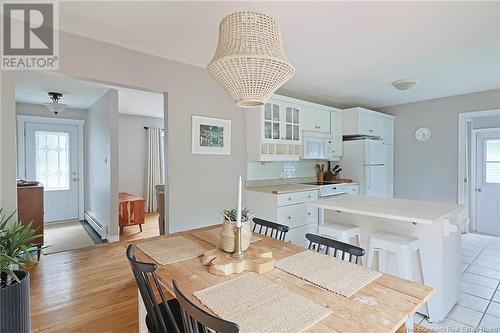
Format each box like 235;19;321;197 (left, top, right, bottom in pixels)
341;139;393;198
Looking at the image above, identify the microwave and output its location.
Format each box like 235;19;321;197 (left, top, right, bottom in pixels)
302;134;335;159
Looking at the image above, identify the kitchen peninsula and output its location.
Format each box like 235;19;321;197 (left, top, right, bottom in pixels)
308;194;464;323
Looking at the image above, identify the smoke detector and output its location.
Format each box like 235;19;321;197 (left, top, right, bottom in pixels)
44;92;67;115
392;79;417;91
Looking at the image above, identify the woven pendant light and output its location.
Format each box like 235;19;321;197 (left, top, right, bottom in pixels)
207;11;295;108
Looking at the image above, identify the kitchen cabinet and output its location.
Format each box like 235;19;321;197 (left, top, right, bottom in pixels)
245;94;342;161
342;107;394;143
302;107;331;134
330;110;342;157
246;188;319;248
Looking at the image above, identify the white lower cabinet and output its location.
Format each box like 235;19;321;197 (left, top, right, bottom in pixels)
246;189;319;247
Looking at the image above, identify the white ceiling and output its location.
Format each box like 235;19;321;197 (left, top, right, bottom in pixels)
58;1;500;108
15;72;164;117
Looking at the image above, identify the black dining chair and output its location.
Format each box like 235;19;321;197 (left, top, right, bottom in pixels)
173;280;239;333
126;244;182;333
305;233;365;264
252;217;290;241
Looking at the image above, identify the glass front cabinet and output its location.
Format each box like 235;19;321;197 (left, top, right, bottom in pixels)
262;100;301;144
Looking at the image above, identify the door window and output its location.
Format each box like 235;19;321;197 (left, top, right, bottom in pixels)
485;139;500;183
35;131;70;190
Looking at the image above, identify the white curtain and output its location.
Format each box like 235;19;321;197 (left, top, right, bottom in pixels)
145;127;164;213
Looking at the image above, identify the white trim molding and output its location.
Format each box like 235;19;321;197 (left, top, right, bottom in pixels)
457;109;500;231
17;115;86;220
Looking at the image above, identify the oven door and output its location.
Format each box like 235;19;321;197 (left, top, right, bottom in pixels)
303;138;327;159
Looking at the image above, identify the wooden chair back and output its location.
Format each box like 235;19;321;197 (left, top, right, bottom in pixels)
305;233;365;264
173;280;239;333
252;218;290;241
126;244;180;333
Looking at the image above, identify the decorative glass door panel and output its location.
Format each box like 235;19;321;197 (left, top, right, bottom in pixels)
35;131;70;191
263;103;281;141
285;106;300;141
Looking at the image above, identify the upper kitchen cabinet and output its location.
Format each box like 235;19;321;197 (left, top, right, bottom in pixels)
245;94;342;161
342;107;394;144
301;106;331;133
245;95;303;161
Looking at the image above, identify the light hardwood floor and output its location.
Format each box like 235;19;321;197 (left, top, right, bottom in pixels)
28;236;431;333
119;212;160;243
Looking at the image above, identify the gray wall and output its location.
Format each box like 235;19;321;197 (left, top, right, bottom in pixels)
84;90;119;237
118;114;164;197
379;89;500;203
58;30;245;233
1;72;17;214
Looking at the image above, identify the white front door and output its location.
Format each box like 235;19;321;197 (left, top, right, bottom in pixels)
25;123;80;222
476;130;500;235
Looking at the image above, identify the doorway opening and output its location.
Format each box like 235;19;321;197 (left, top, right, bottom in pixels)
14;71;168;256
458;110;500;237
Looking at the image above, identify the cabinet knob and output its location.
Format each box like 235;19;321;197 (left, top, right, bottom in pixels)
288;216;291;220
308;212;311;216
368;129;374;132
307;195;311;198
288;197;292;201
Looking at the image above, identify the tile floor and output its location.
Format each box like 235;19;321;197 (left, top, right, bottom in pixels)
415;233;500;332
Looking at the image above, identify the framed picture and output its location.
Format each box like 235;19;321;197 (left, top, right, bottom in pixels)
191;116;231;155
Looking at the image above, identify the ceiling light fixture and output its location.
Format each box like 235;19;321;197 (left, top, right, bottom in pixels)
44;92;67;115
392;79;417;91
207;11;295;108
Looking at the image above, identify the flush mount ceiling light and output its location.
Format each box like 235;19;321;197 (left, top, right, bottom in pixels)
207;11;295;108
44;92;67;115
392;79;417;91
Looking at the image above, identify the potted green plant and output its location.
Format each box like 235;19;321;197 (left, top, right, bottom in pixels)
220;207;254;253
0;209;41;333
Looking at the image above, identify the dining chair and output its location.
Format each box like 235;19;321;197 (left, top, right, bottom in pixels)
252;217;290;241
173;280;240;333
305;233;365;264
126;244;182;333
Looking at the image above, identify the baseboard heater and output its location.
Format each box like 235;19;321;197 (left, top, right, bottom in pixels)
85;211;107;239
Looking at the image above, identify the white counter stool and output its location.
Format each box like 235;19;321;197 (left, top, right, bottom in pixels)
317;223;361;246
366;232;422;333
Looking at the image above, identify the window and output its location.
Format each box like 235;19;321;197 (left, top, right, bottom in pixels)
35;131;70;190
485;139;500;183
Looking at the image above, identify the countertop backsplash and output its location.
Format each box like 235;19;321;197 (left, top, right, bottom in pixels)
247;160;324;181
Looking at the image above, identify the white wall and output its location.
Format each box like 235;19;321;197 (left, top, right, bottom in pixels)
16;102;87;120
84;90;119;238
379;89;500;203
118;114;164;197
56;30;246;233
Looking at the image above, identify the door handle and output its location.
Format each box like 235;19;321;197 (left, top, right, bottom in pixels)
72;177;80;182
476;188;482;192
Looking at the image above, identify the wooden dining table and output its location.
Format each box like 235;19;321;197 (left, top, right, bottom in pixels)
134;225;434;333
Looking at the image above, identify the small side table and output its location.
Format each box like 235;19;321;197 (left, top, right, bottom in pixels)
119;192;145;234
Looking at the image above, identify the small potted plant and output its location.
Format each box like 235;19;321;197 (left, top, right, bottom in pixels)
0;209;41;333
220;207;254;253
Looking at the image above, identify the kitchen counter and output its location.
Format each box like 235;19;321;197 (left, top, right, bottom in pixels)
308;194;462;225
309;194;464;323
246;183;319;194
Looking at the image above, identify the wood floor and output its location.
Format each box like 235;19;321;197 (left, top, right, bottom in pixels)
119;212;160;243
28;234;432;333
29;243;138;332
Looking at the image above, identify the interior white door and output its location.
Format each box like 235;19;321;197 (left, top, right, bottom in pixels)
364;165;389;197
476;131;500;235
25;123;79;223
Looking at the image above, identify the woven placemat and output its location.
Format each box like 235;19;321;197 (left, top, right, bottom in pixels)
275;250;382;298
191;228;261;247
136;236;210;265
193;272;331;333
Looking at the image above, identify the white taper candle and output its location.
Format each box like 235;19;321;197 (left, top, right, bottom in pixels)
236;176;242;228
